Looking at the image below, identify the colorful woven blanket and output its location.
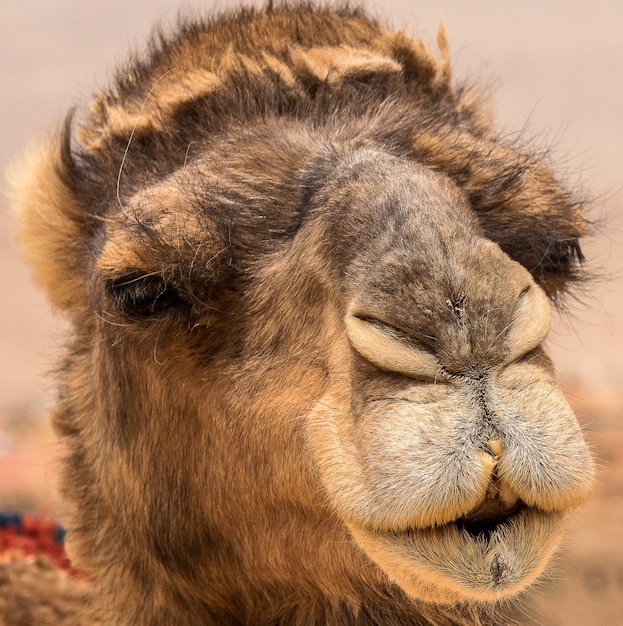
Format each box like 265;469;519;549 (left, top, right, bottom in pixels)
0;512;90;624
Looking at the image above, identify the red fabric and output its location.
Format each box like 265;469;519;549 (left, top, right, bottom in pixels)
0;515;85;578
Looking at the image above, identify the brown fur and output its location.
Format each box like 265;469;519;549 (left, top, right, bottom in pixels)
9;4;594;625
0;556;91;625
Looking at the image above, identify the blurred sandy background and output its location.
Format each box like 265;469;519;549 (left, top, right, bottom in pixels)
0;1;621;624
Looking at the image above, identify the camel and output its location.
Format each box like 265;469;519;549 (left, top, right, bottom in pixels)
6;4;595;625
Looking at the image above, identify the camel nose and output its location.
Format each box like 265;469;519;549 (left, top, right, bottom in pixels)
505;283;551;364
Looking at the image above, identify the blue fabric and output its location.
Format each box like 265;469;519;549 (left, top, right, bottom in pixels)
0;511;66;544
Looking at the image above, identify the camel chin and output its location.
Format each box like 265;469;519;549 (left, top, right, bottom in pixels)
349;510;566;603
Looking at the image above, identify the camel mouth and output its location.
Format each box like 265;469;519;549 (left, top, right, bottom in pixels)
391;498;528;549
453;497;526;541
348;507;566;603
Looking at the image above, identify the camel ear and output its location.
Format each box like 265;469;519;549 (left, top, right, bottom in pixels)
9;118;89;315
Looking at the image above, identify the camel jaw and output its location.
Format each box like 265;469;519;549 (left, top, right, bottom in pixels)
348;508;566;603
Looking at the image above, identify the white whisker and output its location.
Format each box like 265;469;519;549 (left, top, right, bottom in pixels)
116;68;177;211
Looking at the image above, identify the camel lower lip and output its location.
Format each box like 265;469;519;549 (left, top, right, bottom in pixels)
348;509;567;602
394;508;529;555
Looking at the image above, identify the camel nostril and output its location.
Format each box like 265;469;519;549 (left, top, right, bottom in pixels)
506;281;552;363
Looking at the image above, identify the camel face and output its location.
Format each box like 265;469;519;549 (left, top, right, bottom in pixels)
11;5;595;623
305;154;593;603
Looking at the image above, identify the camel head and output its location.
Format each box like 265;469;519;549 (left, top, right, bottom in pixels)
11;5;594;624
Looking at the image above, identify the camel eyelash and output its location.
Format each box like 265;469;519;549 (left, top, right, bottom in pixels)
106;273;183;318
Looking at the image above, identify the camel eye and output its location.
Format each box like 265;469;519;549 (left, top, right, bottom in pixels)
107;273;182;318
